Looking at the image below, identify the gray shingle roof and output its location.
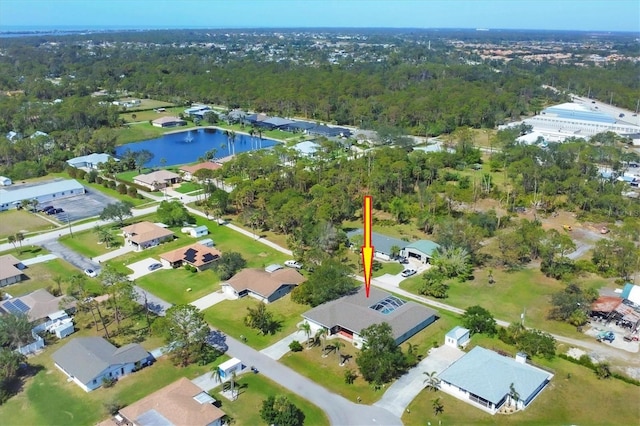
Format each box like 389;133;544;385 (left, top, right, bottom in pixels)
52;337;148;385
302;286;437;342
438;346;552;405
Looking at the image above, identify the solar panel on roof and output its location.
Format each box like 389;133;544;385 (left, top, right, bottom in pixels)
3;301;21;315
12;299;30;313
202;253;215;263
184;248;197;263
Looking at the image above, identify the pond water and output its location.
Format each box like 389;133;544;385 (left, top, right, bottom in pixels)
115;128;278;167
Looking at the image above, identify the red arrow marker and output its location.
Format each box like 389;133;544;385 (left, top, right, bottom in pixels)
362;196;374;298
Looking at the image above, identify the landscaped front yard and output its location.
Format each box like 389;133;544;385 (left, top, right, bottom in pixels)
202;294;309;350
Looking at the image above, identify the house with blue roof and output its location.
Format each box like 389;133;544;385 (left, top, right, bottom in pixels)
401;240;440;264
347;229;408;261
438;346;553;414
445;326;470;348
66;153;116;170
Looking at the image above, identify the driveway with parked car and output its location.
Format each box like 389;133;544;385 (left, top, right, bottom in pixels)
127;258;168;280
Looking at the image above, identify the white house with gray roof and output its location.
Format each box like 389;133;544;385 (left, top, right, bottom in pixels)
66;153;115;170
401;240;440;264
52;337;150;392
302;286;437;348
0;179;85;211
438;346;553;414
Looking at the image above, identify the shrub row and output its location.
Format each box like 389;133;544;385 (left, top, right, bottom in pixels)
558;353;640;386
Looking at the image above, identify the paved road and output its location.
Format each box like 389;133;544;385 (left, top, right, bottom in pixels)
224;334;401;426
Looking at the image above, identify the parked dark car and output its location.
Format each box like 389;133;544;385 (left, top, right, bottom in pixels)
51;208;64;214
39;206;54;213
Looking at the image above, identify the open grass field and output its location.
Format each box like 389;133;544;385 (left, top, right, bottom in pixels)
120;106;185;123
118;99;175;113
135;268;221;305
403;335;640;426
173;181;201;194
401;267;609;339
0;209;58;239
210;373;329;426
202;294;308;350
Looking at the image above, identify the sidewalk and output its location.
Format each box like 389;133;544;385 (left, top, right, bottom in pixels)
374;345;464;417
260;329;308;360
93;244;135;263
21;254;58;265
190;291;232;311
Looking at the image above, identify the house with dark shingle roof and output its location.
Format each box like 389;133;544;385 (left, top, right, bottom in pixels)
52;337;150;392
221;266;305;303
302;286;437;348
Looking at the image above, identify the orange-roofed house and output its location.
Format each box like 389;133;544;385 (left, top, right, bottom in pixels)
113;377;225;426
121;221;175;251
160;243;221;271
179;162;222;181
221;265;305;303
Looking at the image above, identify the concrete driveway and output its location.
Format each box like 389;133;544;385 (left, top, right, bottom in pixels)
127;258;167;280
39;239;101;274
375;344;464;417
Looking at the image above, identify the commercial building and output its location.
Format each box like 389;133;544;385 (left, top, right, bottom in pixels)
0;179;85;211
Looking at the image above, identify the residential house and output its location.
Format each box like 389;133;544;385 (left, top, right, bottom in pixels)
0;176;12;186
0;288;75;322
445;326;471;348
121;221;175;251
244;113;269;126
52;337;150;392
347;229;408;261
438;346;553;414
221;265;305;303
401;240;440;264
292;141;321;158
0;179;85;212
281;121;317;133
115;378;225;426
179;161;222;181
307;124;352;138
160;243;221;271
152;116;187;128
184;104;212;119
66;153;116;170
261;117;295;130
0;254;24;287
302;286;438;348
133;170;181;191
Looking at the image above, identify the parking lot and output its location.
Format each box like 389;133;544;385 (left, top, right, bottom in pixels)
44;188;119;222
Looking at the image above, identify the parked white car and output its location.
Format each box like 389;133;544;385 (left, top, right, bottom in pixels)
401;269;417;278
284;260;303;269
84;268;98;278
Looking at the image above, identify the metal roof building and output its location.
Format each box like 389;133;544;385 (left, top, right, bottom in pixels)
0;179;85;211
438;346;553;414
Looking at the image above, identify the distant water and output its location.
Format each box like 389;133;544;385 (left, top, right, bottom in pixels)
115;128;277;167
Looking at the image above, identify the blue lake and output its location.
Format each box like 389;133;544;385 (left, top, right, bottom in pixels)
115;128;278;167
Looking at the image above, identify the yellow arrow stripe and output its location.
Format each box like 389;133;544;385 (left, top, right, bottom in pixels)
363;196;372;248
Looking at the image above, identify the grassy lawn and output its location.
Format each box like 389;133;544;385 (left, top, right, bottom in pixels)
0;350;212;426
373;260;404;277
174;181;202;194
116;121;198;145
78;179;149;206
135;268;221;305
5;258;81;296
342;218;428;242
0;245;50;260
202;294;308;350
59;228;122;258
0;209;57;239
403;336;640;426
210;373;329;426
401;267;610;340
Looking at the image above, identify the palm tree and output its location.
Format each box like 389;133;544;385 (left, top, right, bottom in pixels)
230;370;238;400
432;397;444;415
333;340;345;365
423;371;440;392
210;365;222;385
53;275;64;295
298;322;312;349
508;382;520;408
7;235;16;250
315;328;327;355
14;232;24;253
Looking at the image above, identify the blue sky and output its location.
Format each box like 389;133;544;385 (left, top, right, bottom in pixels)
1;0;638;32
